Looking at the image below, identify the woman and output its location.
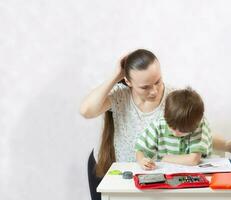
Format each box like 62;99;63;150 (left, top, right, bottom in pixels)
80;49;231;200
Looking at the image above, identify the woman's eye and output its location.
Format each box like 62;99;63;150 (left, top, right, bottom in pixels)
155;80;161;85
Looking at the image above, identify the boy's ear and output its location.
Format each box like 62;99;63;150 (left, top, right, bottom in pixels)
124;77;132;87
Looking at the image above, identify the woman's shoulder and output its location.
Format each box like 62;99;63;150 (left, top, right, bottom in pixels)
113;82;129;90
109;83;131;106
110;83;130;96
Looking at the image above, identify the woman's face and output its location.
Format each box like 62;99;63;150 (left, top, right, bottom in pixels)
126;60;164;102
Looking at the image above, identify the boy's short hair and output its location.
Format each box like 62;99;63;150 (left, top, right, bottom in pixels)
164;87;204;133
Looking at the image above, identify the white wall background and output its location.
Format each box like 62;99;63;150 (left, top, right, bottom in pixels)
1;0;231;199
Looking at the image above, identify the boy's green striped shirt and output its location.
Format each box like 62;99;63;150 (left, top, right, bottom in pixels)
135;117;212;160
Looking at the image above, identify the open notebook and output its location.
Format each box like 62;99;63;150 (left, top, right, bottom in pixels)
131;157;231;174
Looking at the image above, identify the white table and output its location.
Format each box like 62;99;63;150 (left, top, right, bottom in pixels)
97;162;231;200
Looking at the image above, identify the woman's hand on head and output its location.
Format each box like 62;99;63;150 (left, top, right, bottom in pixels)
113;57;126;82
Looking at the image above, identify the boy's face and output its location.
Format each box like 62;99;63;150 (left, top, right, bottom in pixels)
170;128;191;137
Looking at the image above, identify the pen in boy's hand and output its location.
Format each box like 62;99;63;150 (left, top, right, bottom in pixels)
141;157;156;170
198;163;218;168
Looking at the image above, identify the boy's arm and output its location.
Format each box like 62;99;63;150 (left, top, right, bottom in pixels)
162;117;212;166
212;134;231;152
161;153;202;166
136;151;156;170
135;122;159;170
189;117;212;157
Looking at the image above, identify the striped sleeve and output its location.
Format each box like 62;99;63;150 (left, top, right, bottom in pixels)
189;118;212;157
135;122;158;159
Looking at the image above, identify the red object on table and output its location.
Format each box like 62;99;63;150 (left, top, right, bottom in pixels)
134;173;209;189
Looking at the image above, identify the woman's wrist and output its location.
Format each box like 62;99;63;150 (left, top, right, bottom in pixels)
110;72;124;84
112;61;125;83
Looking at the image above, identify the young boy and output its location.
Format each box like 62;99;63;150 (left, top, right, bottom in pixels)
135;87;212;170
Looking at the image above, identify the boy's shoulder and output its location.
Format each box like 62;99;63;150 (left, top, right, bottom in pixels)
149;117;169;131
191;116;211;135
197;117;210;129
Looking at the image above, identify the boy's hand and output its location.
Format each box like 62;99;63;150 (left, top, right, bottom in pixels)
139;157;156;170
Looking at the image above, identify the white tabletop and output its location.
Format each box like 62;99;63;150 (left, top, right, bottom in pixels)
97;162;231;194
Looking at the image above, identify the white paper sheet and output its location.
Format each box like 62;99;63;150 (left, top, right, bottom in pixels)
123;158;231;175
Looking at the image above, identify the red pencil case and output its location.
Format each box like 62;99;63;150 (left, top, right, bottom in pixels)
134;173;209;189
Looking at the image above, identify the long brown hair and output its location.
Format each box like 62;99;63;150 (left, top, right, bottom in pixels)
96;49;157;177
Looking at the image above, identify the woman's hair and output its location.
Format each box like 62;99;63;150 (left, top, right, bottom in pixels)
164;87;204;133
96;49;157;177
123;49;157;80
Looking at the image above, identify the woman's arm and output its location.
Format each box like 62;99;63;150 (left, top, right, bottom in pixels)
212;134;231;152
161;153;202;166
80;63;124;118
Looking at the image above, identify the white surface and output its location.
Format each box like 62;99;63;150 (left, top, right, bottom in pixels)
97;162;231;193
129;158;231;174
98;162;231;200
1;1;231;200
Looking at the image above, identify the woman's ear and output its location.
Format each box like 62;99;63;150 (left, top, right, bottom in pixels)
124;77;132;87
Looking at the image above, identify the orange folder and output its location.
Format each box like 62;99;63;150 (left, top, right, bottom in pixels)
210;173;231;189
